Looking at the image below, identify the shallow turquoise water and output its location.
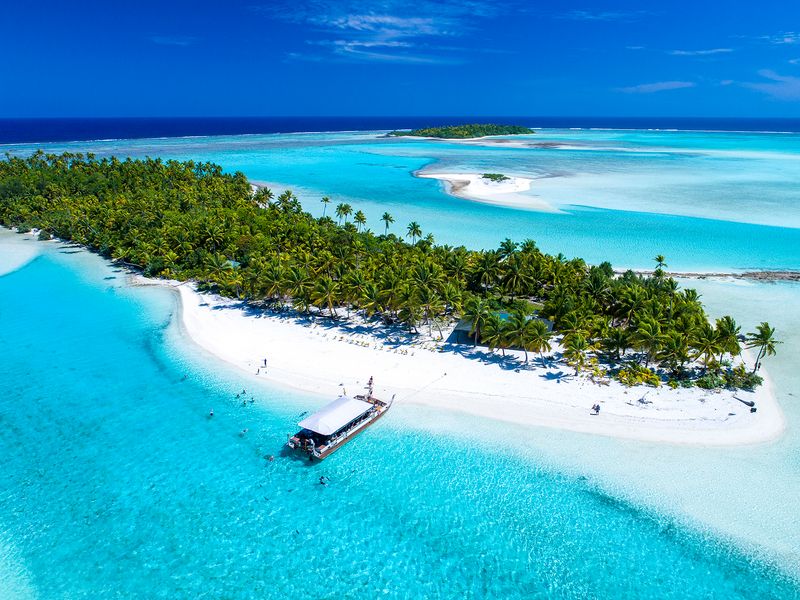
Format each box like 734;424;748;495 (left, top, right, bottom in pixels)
6;128;800;271
1;244;798;597
3;129;800;596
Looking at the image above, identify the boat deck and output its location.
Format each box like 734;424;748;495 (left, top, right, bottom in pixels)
288;394;392;460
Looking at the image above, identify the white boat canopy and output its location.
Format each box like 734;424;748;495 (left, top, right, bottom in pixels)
298;396;373;436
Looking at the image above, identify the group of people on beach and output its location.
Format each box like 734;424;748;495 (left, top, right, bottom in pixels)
257;357;268;375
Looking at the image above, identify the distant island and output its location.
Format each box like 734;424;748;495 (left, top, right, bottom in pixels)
388;124;535;139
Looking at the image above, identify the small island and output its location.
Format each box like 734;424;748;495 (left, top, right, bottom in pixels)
482;173;511;182
388;123;534;139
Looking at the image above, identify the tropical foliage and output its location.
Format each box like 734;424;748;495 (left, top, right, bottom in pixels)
388;124;534;139
482;173;510;182
0;152;777;391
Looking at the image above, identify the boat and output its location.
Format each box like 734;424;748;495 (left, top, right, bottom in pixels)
287;390;393;460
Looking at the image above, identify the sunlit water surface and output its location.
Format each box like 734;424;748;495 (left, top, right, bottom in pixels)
2;127;800;596
0;240;797;598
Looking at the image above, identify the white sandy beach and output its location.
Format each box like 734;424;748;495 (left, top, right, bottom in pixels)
417;171;560;213
0;232;43;276
175;283;784;446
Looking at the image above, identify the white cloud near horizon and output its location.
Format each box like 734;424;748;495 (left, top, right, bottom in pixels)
669;48;733;56
618;81;696;94
742;70;800;100
764;31;800;45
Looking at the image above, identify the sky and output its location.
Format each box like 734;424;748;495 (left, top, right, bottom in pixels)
2;0;800;117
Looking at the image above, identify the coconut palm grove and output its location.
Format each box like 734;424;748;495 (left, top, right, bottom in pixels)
0;151;778;390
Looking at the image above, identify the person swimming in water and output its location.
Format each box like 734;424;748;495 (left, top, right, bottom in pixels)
209;408;214;417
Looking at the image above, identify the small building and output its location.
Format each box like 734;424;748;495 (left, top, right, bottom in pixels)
449;312;554;345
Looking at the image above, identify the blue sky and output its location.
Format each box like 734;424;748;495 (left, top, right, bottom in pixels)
2;0;800;117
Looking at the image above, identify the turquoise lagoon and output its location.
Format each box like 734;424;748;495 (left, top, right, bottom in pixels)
7;128;800;271
2;128;800;596
1;235;798;598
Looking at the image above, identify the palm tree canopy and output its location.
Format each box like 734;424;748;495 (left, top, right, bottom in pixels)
0;152;772;394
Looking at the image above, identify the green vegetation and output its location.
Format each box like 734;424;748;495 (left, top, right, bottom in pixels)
481;173;510;183
0;152;778;391
388;124;534;139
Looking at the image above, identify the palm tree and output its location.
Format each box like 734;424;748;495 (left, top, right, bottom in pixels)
503;310;529;360
632;318;663;368
746;322;781;373
654;254;667;270
472;250;501;292
440;282;462;315
463;296;492;345
381;212;394;235
335;203;352;224
343;270;368;311
204;253;232;284
715;315;741;362
616;285;647;326
603;327;629;361
253;187;274;207
283;266;312;304
397;289;423;333
502;255;532;299
519;239;538;255
658;331;690;376
260;261;286;302
406;221;422;244
221;268;244;299
563;333;591;375
341;203;353;223
416;286;444;336
312;275;340;318
354;210;367;232
527;319;552;366
203;222;225;252
506;310;551;364
276;190;298;211
498;238;518;258
481;313;508;356
321;196;331;218
360;282;383;317
692;324;721;372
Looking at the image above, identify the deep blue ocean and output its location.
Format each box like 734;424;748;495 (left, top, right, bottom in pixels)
3;116;800;144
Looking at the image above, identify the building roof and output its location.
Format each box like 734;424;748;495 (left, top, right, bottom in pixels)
298;395;373;436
